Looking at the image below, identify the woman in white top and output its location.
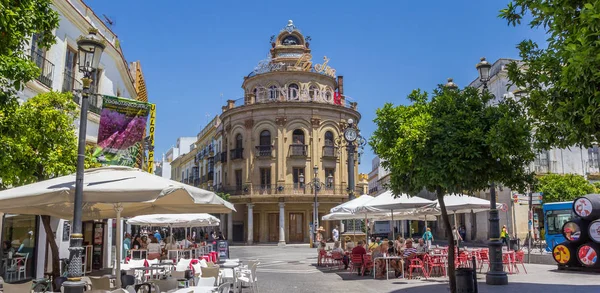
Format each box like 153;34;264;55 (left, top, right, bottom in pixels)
147;237;162;260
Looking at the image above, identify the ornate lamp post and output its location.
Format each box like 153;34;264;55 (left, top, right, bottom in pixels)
63;29;105;293
476;57;508;285
309;166;324;247
335;118;366;201
335;119;366;233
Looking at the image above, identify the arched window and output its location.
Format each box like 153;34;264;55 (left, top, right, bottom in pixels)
260;130;271;146
235;134;243;149
269;85;278;100
324;131;334;146
309;86;318;101
325;90;332;102
292;129;305;145
288;84;299;100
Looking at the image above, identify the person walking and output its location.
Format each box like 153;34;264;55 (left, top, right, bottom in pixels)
122;233;131;261
453;226;462;248
332;225;339;242
501;225;510;250
422;227;433;249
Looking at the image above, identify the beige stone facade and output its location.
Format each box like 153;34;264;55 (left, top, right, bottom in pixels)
217;21;361;244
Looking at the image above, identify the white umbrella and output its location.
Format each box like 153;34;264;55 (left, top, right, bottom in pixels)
329;195;379;213
354;190;433;213
127;213;220;227
0;166;236;287
353;191;433;239
415;193;502;228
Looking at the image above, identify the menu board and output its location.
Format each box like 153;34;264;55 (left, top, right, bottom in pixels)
217;240;229;260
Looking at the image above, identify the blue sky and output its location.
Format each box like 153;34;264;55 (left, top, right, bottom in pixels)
87;0;545;174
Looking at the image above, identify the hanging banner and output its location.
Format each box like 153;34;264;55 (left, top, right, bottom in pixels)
94;95;151;167
146;104;156;173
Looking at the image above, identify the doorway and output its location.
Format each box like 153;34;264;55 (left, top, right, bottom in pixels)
268;213;279;242
288;213;304;242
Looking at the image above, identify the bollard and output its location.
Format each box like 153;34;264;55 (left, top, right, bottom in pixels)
472;256;478;293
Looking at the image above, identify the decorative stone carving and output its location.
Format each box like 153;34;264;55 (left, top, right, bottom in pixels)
275;117;287;126
225;124;231;133
311;118;321;127
244;119;254;129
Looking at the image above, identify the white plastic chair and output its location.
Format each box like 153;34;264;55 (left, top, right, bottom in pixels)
195;277;216;287
216;282;232;293
237;262;259;293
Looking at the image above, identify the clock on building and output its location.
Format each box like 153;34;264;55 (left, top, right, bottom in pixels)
344;128;357;142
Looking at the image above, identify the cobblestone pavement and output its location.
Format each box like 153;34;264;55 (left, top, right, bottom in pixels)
230;244;600;293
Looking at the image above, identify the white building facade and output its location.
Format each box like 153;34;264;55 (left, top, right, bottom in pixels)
1;0;140;280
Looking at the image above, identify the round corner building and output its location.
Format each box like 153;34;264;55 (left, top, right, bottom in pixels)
218;20;361;245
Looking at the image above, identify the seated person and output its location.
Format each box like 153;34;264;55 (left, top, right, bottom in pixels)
351;240;367;272
147;238;162;260
402;239;418;271
345;240;355;251
415;238;428;253
332;241;349;269
368;237;379;252
372;242;388;278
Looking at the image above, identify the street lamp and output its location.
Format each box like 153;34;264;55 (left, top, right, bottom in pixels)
476;57;508;286
445;78;458;90
63;28;105;293
326;173;334;188
305;165;326;248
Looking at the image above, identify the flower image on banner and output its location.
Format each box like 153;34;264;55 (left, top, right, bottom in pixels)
94;95;151;167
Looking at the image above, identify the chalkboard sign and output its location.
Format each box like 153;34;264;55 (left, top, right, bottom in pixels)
216;240;229;260
62;221;71;242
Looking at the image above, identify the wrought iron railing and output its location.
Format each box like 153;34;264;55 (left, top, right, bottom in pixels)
30;50;54;88
255;145;273;158
62;70;81;93
230;148;244;160
322;146;338;158
220;152;227;163
289;144;308;157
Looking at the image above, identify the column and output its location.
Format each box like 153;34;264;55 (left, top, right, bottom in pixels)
247;204;254;245
219;214;226;234
227;212;233;244
278;202;286;246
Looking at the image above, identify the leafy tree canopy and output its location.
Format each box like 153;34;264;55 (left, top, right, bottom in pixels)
370;85;535;292
537;174;597;203
500;0;600;149
371;85;536;197
216;192;230;202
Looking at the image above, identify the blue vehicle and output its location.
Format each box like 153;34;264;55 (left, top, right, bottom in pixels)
543;201;574;251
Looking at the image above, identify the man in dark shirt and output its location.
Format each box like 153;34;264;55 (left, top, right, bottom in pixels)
351;240;367;273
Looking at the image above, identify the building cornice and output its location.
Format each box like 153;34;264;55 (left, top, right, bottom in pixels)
53;0;137;98
221;101;361;123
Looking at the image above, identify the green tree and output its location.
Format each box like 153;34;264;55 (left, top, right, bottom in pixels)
499;1;600;149
537;174;596;203
216;192;230;201
0;91;101;284
371;85;535;292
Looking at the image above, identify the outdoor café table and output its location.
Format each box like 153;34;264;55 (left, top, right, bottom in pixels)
373;256;404;280
172;286;216;293
132;266;165;280
221;261;240;269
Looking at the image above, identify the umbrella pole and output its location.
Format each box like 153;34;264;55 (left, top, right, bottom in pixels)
391;209;395;240
115;204;123;289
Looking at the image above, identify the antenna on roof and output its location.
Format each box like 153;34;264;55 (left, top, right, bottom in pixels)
103;14;115;28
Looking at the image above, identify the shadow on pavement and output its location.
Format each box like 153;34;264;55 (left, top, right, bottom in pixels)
388;283;598;293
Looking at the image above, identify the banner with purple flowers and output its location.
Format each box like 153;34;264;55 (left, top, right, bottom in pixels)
94;95;151;167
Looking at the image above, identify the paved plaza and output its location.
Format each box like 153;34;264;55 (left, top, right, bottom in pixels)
230;244;600;293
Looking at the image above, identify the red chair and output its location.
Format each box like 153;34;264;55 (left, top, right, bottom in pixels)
514;250;527;274
408;256;429;279
478;250;490;273
361;254;374;277
426;254;446;277
349;254;363;275
330;251;344;270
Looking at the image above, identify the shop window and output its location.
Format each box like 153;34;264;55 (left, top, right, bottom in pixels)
2;214;38;281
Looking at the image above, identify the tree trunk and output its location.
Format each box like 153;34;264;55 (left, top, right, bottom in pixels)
41;215;61;291
437;186;456;293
